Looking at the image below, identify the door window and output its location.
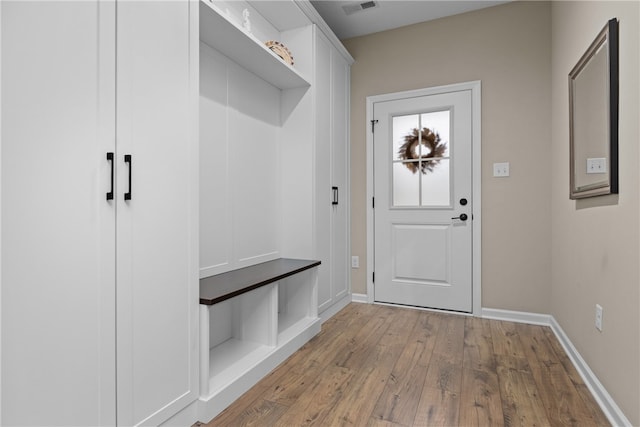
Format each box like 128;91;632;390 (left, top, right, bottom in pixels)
391;110;451;207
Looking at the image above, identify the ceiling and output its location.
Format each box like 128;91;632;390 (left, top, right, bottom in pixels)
310;0;510;40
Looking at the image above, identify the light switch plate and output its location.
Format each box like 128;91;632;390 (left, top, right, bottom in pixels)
493;162;510;177
595;304;603;331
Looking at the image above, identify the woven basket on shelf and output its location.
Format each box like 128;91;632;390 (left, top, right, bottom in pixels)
265;40;294;66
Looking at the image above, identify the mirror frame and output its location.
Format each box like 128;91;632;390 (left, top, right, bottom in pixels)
569;18;619;199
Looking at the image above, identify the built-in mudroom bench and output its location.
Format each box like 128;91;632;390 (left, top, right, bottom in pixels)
198;258;321;419
195;0;352;422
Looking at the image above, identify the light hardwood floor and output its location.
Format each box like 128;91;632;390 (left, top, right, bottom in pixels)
201;303;610;426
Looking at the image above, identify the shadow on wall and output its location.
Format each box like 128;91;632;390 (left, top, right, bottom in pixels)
576;194;618;210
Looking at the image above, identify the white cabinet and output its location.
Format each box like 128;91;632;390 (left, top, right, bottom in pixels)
115;2;198;426
197;259;320;422
1;2;116;425
315;30;352;315
199;0;314;279
197;0;321;420
1;1;198;426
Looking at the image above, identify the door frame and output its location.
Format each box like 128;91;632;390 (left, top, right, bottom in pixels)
365;81;482;315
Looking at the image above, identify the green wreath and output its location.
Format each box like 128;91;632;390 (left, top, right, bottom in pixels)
398;127;447;174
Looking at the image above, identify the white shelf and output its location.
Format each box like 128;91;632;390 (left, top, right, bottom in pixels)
278;315;316;344
208;338;274;395
199;261;320;419
199;0;310;90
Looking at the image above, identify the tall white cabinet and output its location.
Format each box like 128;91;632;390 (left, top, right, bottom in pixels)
2;0;350;425
2;2;117;425
1;1;198;426
315;29;352;315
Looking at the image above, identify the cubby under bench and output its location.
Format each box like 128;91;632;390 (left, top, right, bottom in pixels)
199;258;321;418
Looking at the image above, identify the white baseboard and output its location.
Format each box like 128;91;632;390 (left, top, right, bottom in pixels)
481;307;553;326
548;317;632;427
351;293;369;303
319;294;352;324
482;307;631;427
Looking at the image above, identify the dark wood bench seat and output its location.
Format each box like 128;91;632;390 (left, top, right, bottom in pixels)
199;258;321;305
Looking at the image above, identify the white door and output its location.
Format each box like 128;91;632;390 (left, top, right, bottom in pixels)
316;31;350;313
373;89;473;312
330;48;350;305
1;1;117;425
315;30;332;312
115;1;197;425
2;2;196;425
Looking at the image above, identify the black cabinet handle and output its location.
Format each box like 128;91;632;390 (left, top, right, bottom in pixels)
106;152;114;200
124;154;132;200
332;186;339;205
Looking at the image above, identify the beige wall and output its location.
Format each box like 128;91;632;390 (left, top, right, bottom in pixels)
550;2;639;425
343;1;553;312
344;0;639;423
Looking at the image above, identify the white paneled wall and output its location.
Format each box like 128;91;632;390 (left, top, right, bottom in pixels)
200;44;231;276
229;65;281;266
200;43;283;277
199;9;315;278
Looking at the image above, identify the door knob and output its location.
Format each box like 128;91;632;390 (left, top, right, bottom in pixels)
452;213;468;221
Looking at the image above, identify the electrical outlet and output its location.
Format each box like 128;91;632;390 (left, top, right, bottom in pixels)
595;304;603;331
493;162;510;177
351;256;359;269
586;158;607;174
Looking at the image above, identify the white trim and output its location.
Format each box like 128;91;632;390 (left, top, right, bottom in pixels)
351;293;368;304
549;317;632;427
366;81;482;314
319;294;351;324
365;97;375;305
481;307;552;326
0;2;3;421
482;308;632;427
470;82;482;316
375;301;473;317
295;0;354;65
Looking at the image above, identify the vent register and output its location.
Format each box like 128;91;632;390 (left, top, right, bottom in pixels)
342;1;379;15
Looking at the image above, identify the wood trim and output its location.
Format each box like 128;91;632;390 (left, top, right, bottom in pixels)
199;258;321;305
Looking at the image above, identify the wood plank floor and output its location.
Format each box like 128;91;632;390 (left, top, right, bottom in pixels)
201;303;610;427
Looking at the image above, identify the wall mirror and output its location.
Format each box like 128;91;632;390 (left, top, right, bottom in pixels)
569;18;619;199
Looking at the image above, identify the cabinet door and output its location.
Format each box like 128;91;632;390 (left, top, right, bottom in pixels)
115;1;198;425
330;50;350;303
1;1;117;425
316;31;351;314
315;31;333;313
